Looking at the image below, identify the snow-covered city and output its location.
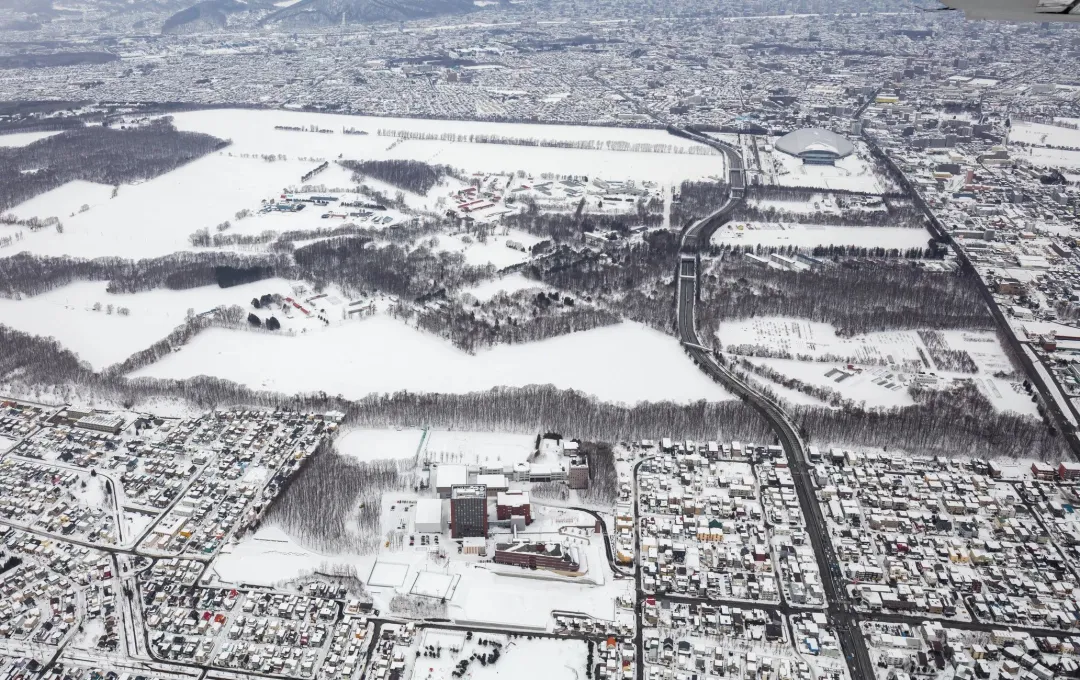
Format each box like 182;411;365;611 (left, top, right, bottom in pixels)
3;1;1080;680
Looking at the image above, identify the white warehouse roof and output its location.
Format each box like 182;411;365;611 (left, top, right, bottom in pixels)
435;464;468;489
415;499;443;527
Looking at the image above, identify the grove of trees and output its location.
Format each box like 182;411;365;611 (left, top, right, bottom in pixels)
339;159;451;195
0;118;227;211
702;255;994;338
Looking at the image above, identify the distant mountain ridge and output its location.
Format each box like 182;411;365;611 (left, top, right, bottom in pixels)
261;0;476;27
162;0;252;32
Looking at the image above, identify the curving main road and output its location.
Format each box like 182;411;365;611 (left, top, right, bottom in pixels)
670;129;876;680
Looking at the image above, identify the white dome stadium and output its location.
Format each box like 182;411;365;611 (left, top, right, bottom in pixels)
774;128;855;164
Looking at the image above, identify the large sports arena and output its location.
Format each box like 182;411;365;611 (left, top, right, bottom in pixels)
774;128;855;165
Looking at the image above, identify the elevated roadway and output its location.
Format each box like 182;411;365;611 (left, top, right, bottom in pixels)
669;127;875;680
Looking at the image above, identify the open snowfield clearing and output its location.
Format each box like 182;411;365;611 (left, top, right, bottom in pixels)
170;109;723;184
1010;121;1080;148
746;197;841;215
0;130;63;147
335;428;424;462
6;180;114;222
122;510;155;539
1023;146;1080;170
0;278;296;369
413;634;586;680
368;562;411;587
712;223;929;250
423;430;536;467
7;154;305;259
762;140;888;193
131;316;733;404
434;229;543;268
0;436;15;453
461;272;550;302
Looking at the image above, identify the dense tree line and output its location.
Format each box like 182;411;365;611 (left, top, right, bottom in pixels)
917;330;978;373
0;118;227;211
702;255;994;339
0;329;1060;463
791;383;1067;459
671;180;730;228
0;325;95;386
501;203;661;243
522;229;680;332
736;358;846;407
294;237;493;299
339;159;450;195
103;305;246;377
579;441;618;506
375;128;718;155
0;251;290;297
263;443;409;553
409;296;621;353
744;184;905;201
723;243;933;260
729;203;926;228
531;229;679;293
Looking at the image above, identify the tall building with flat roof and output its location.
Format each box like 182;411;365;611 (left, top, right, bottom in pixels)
450;485;488;538
568;458;590;490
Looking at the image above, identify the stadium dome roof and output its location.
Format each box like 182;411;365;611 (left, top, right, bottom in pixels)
774;128;854;159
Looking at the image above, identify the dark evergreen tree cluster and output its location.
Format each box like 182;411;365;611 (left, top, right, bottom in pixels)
0;251;289;297
0;118;227;211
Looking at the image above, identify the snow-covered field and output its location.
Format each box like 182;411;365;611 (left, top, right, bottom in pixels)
3;108;720;264
712;222;929;250
170;109;723;184
413;632;586;680
1011;120;1080;148
6;154;304;259
461;272;550;302
6;180;114;222
434;229;544;268
719;317;1035;415
0;130;63;147
0;278;297;369
130;316;734;404
335;428;425;462
423;430;536;467
1024;146;1080;170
